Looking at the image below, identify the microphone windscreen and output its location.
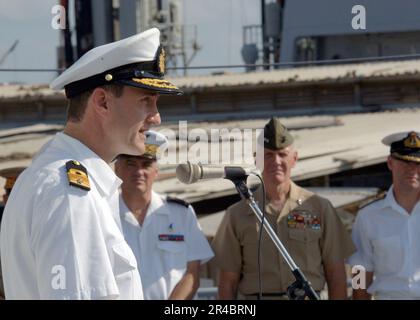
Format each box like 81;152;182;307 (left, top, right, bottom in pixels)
176;162;201;184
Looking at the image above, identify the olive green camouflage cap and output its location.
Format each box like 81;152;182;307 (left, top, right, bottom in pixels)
263;117;294;150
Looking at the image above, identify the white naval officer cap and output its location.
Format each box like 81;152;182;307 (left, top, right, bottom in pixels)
382;131;420;163
118;130;168;161
143;130;169;160
50;28;182;98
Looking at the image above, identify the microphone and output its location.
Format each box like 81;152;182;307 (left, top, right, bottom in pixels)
176;161;255;184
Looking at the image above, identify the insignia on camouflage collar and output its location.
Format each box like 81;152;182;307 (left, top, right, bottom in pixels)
65;160;90;191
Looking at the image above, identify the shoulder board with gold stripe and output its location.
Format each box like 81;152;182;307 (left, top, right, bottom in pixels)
65;160;90;191
166;196;189;208
359;191;386;210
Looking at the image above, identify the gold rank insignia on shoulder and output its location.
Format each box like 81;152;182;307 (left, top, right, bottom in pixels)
65;160;90;191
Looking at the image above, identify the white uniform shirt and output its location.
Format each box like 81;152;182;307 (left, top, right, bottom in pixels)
120;191;214;299
348;186;420;299
0;132;143;300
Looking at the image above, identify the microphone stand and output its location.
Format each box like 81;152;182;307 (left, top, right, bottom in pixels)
225;170;320;300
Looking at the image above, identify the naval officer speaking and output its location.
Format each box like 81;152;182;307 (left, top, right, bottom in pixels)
0;28;182;300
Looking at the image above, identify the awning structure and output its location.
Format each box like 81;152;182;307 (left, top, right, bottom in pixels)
4;59;420;99
1;108;418;203
153;108;419;202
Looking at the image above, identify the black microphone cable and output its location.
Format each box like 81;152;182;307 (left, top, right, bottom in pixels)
250;172;266;301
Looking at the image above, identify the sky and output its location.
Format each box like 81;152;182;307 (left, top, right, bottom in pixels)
0;0;261;84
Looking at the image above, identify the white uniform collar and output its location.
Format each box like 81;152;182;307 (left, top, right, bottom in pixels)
119;191;168;228
53;132;122;197
141;192;169;229
384;185;418;216
119;193;139;226
149;191;168;215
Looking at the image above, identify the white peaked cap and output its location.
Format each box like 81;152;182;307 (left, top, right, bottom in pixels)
50;28;182;97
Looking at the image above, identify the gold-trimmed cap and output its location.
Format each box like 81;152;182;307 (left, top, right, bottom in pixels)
142;130;168;160
50;28;183;97
115;45;182;95
382;131;420;163
119;130;168;161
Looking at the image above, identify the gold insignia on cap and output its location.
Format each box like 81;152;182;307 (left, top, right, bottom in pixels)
131;78;178;90
66;160;90;191
392;154;420;163
403;132;420;148
158;48;165;74
105;74;113;81
140;130;168;160
145;144;159;157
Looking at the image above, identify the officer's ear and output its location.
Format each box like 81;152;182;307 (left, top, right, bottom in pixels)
153;160;159;174
150;160;159;180
387;155;394;171
293;150;298;163
90;87;110;117
290;145;298;168
114;157;122;177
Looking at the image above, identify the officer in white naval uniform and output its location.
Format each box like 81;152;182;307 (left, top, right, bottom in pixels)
350;131;420;300
115;131;214;300
0;28;182;300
